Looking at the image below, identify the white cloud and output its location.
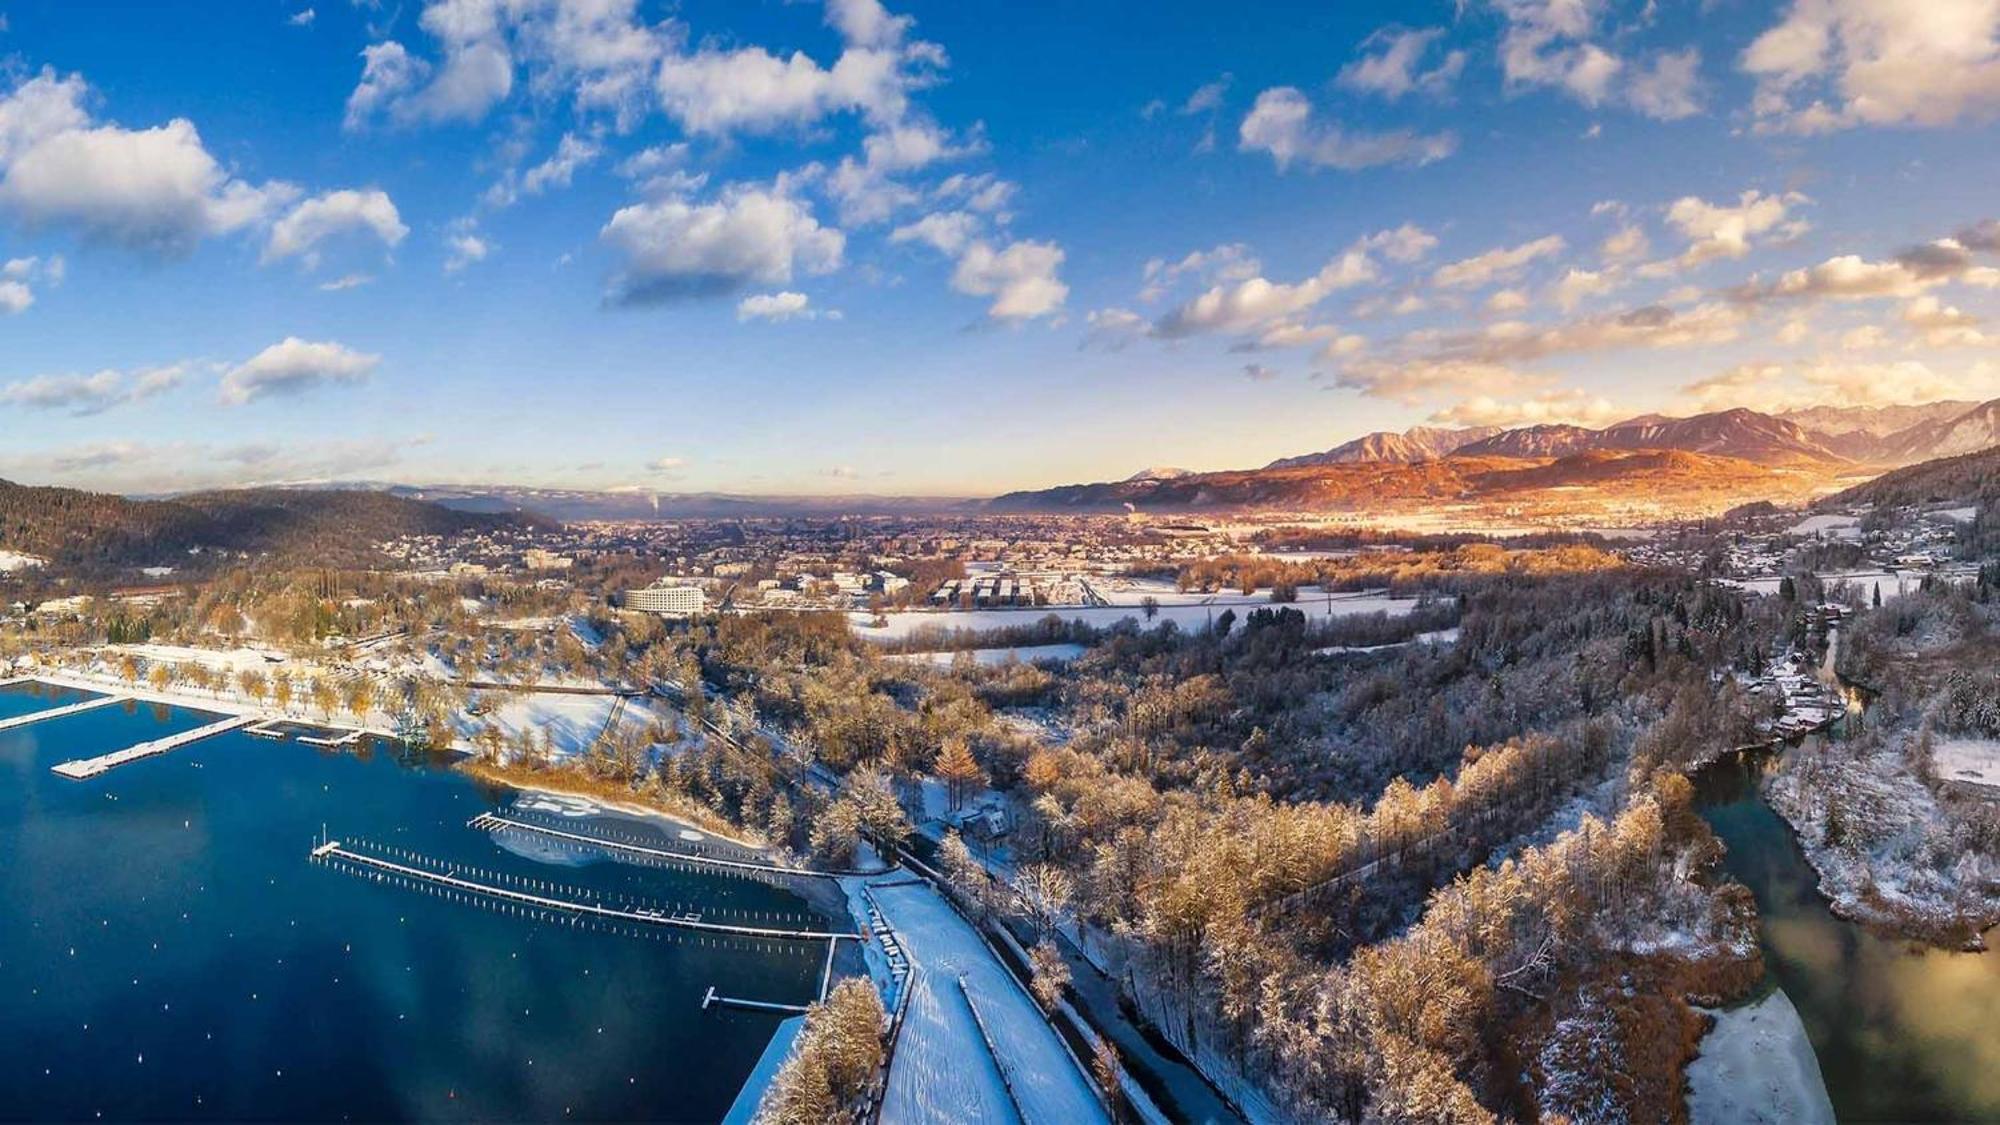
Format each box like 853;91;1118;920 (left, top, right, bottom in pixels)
0;279;30;314
1334;357;1546;404
1358;223;1440;263
1238;87;1456;172
1486;288;1531;313
646;454;689;472
1337;27;1466;100
1744;0;2000;133
654;42;927;136
1154;250;1377;337
1432;234;1566;289
951;239;1067;320
1600;223;1649;264
0;363;188;415
484;132;602;209
0;69;297;256
444;223;493;272
600;183;844;305
289;9;317;27
1429;388;1623;427
1494;0;1624;105
736;290;816;321
826;0;912;49
1684;357;1996;411
263;188;406;266
1626;48;1704;120
1181;74;1233;115
220;337;379;405
1664;189;1808;268
1551;267;1622;311
1082;307;1148;350
827;119;979;224
890;210;981;256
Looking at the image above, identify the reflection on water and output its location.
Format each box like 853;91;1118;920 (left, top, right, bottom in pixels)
1695;747;2000;1121
0;698;829;1121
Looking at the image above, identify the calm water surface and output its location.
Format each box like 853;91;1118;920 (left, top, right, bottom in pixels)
0;693;829;1122
1695;746;2000;1122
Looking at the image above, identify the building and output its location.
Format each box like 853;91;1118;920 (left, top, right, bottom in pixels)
523;548;573;571
624;582;706;617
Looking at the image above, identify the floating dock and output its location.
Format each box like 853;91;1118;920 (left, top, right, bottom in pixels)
467;811;841;881
51;715;255;779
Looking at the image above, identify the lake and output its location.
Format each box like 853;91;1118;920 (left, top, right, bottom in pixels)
1695;745;2000;1121
0;689;833;1122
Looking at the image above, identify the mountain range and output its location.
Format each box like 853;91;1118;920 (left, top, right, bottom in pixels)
992;399;2000;516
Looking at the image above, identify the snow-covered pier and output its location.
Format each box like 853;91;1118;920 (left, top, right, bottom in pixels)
468;811;839;880
0;692;127;732
50;714;253;779
313;839;864;941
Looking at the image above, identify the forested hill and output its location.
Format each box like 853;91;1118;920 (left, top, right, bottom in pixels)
0;480;538;569
1826;445;2000;509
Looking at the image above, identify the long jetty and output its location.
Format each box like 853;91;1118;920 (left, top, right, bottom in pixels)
0;693;129;733
468;812;841;881
311;839;862;941
50;714;255;779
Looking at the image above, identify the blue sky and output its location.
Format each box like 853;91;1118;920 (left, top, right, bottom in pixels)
2;0;1998;496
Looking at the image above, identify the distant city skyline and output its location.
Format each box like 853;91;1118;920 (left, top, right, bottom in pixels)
2;0;1998;496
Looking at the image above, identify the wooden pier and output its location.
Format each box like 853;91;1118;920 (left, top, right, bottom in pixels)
312;839;864;941
50;715;255;779
467;812;841;880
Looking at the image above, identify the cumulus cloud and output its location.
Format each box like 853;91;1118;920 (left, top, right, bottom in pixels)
0;253;61;313
890;210;981;256
219;337;380;405
1663;189;1809;269
1626;48;1705;120
950;238;1067;320
1683;357;1995;412
1140;243;1262;301
0;363;188;415
1181;74;1233;115
1154;249;1377;338
344;0;664;130
263;188;406;266
0;69;297;256
1493;0;1625;106
1337;27;1466;100
1432;234;1566;289
1082;307;1148;350
1551;267;1623;311
736;291;821;321
1743;0;2000;133
1238;87;1456;171
483;132;602;209
654;40;933;137
1334;357;1547;404
1429;388;1623;428
600;183;844;305
827;119;980;224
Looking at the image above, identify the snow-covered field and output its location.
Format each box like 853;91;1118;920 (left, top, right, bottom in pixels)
1787;514;1862;539
870;880;1106;1125
106;643;284;673
852;588;1428;641
1934;738;2000;791
883;644;1087;668
1727;569;1924;599
0;549;46;572
1686;989;1834;1125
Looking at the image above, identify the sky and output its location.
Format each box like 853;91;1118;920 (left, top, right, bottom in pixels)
1;0;1998;497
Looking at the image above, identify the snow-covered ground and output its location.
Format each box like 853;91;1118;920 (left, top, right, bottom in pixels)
1315;626;1460;656
1765;735;2000;939
106;642;284;673
0;549;46;572
851;589;1428;641
883;644;1087;668
1787;514;1862;539
1934;738;2000;791
1686;989;1834;1125
869;879;1106;1125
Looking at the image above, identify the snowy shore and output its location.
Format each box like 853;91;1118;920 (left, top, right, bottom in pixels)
1686;989;1834;1125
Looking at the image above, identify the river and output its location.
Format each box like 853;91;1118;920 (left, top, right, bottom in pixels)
0;683;834;1121
1694;740;2000;1120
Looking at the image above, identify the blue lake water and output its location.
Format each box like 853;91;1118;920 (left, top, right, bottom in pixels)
0;693;831;1122
0;679;100;723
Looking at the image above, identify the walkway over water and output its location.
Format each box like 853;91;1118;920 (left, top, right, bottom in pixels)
0;692;127;733
469;811;840;881
312;838;863;941
50;714;253;779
